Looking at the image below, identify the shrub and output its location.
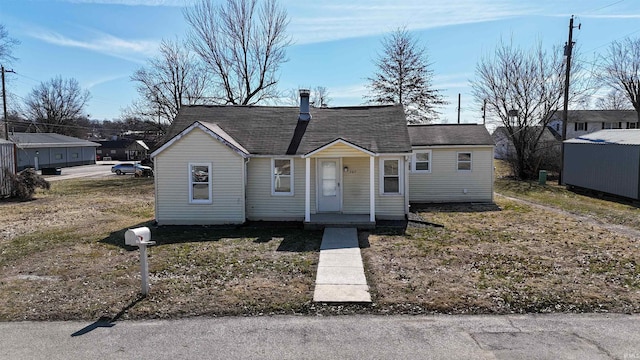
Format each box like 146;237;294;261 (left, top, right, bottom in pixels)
8;168;50;200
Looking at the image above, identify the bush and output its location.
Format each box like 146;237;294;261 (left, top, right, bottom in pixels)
8;168;50;200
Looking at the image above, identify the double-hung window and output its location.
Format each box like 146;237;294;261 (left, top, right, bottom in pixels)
412;150;431;173
272;158;293;195
381;158;403;195
189;163;212;203
457;152;472;172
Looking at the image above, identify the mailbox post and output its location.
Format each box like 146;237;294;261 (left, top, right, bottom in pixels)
125;227;155;296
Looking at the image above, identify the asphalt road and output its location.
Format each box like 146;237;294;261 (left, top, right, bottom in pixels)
40;162;123;182
2;314;640;359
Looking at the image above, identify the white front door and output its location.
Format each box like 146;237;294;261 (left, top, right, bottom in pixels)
317;159;341;212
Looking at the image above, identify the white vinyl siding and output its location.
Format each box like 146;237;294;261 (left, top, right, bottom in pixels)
342;157;370;214
155;128;245;225
409;147;493;203
246;157;308;221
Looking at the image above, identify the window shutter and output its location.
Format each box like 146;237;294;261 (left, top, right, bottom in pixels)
602;122;605;129
574;122;577;131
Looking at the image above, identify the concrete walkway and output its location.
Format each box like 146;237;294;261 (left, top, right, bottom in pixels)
313;228;371;303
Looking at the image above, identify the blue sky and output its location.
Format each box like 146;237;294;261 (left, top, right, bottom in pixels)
2;0;640;124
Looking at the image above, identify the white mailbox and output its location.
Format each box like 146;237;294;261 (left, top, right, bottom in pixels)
125;227;152;246
124;226;155;296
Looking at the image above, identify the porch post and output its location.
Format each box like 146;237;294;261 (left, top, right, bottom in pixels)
369;155;375;223
305;157;310;222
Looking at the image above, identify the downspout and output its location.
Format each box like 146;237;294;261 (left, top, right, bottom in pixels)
244;157;250;223
404;155;410;217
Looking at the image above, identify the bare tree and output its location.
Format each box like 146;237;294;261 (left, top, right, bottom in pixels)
184;0;290;105
365;28;446;124
596;89;633;110
471;41;566;179
599;37;640;121
130;38;210;125
311;86;331;107
286;86;331;107
0;24;19;64
23;77;91;136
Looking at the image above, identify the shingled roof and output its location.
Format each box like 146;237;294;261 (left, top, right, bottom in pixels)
408;124;494;146
163;104;411;155
563;110;638;123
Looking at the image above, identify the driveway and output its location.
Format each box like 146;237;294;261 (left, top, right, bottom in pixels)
1;314;639;359
39;162;120;182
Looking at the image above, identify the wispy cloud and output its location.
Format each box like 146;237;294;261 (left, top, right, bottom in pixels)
83;74;129;90
286;0;536;44
27;27;158;63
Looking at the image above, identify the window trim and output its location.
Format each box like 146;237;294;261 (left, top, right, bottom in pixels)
271;158;294;196
457;152;472;173
379;157;404;195
188;162;212;204
411;150;432;173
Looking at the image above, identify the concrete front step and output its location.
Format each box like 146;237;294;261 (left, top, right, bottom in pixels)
313;228;372;303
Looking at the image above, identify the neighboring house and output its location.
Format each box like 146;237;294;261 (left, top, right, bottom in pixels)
408;124;494;203
9;133;100;171
564;129;640;200
492;126;561;160
549;110;639;140
0;139;17;197
96;139;149;161
151;91;494;227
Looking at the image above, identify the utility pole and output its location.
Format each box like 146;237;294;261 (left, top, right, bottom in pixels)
457;93;461;124
2;65;15;141
482;99;487;125
559;15;579;185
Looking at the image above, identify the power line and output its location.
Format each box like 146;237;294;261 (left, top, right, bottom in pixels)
586;0;625;13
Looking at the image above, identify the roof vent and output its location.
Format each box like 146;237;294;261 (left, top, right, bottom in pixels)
298;89;311;121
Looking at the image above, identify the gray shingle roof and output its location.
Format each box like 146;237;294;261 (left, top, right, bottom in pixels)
564;110;638;123
164;104;411;155
408;124;494;146
9;133;101;148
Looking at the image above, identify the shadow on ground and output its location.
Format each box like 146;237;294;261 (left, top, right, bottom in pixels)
99;221;322;253
411;202;501;213
71;294;146;337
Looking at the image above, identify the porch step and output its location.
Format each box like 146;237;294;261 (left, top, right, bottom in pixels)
304;222;375;230
313;228;372;303
304;214;375;230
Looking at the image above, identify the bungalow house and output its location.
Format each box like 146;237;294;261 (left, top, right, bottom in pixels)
9;132;100;171
549;110;639;140
151;90;494;227
96;139;149;161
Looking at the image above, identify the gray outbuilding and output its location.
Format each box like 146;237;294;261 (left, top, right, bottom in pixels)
563;129;640;200
9;133;100;171
0;139;17;197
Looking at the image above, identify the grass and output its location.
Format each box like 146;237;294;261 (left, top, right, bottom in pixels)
0;177;322;320
494;179;640;232
362;199;640;314
2;174;640;320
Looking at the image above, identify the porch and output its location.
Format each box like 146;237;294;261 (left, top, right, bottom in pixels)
304;213;375;230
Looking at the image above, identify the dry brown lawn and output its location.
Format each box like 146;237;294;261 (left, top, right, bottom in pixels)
2;175;640;320
363;199;640;314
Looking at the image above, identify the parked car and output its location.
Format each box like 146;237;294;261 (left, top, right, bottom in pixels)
111;163;153;177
